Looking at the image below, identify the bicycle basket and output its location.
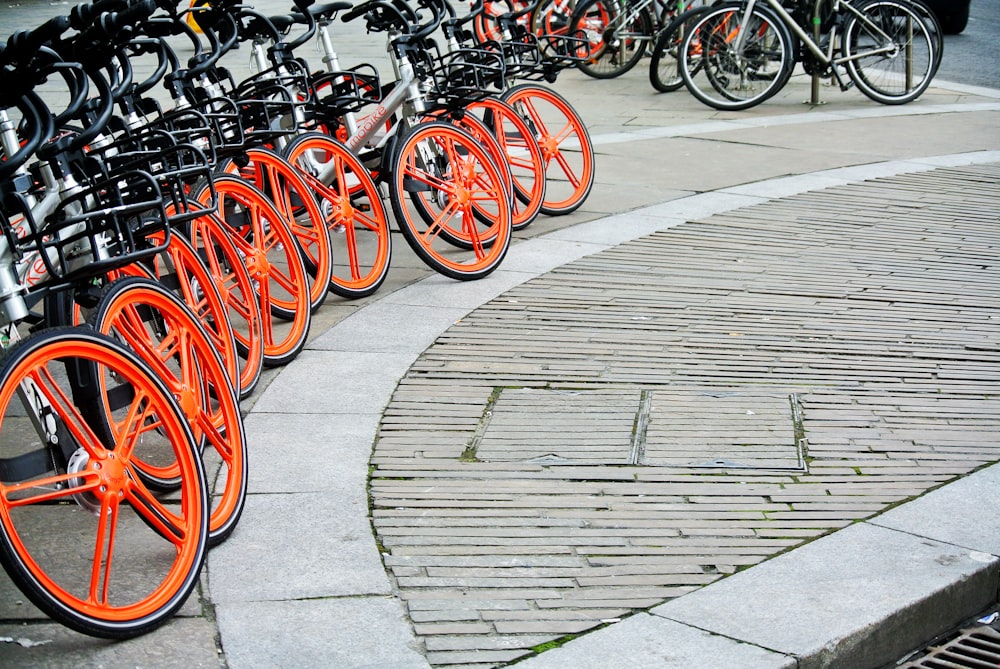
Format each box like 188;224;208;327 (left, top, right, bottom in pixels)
11;170;170;286
96;134;216;225
309;64;382;117
187;97;246;157
233;62;312;144
538;29;592;69
429;47;506;107
498;25;590;81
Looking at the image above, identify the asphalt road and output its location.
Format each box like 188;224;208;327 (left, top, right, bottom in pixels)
937;0;1000;89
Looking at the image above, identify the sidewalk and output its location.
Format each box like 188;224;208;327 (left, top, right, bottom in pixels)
1;2;999;667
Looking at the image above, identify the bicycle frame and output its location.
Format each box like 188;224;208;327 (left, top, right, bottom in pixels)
734;0;915;84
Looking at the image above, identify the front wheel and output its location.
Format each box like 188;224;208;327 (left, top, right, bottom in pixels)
842;0;937;105
649;5;711;93
0;328;208;639
282;133;393;300
680;2;795;111
194;175;311;368
90;277;248;547
388;121;512;281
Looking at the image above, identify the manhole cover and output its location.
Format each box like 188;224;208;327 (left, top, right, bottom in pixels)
473;388;640;465
643;391;806;470
466;387;807;471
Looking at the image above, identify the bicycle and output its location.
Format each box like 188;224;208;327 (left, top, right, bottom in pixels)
569;0;695;78
283;0;514;280
679;0;939;110
0;7;211;638
485;0;597;215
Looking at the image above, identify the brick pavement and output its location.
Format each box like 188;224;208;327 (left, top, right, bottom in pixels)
371;163;1000;667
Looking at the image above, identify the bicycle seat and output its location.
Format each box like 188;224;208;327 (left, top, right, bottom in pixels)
309;2;354;21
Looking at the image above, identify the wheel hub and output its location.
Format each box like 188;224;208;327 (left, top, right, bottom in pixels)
244;248;269;279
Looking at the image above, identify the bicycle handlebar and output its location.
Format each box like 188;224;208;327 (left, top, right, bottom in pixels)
70;0;156;70
69;0;130;29
2;16;72;68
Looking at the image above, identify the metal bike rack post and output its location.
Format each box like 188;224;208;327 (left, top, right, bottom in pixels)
810;0;822;104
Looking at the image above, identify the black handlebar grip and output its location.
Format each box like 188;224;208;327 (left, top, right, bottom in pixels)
69;0;129;30
71;0;156;66
4;15;72;62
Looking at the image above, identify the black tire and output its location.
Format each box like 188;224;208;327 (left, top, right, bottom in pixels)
649;5;711;93
388;122;512;281
89;277;248;547
680;1;795;111
0;327;208;639
842;0;937;105
572;0;653;79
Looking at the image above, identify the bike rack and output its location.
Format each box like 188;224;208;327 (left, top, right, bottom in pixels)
809;0;823;105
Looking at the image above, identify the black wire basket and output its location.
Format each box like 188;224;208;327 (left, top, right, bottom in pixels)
233;61;312;145
95;133;216;225
309;64;382;117
3;170;171;287
428;46;506;107
499;25;591;81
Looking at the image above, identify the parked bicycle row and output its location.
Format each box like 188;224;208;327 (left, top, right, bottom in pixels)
478;0;944;110
0;0;595;639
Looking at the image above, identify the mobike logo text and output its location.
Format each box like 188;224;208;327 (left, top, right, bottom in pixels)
346;104;388;152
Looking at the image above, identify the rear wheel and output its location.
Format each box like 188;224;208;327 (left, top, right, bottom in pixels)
0;328;208;639
842;0;937;105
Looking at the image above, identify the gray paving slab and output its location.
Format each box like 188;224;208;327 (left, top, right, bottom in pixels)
207;491;390;603
248;350;416;414
511;612;796;669
241;413;379;493
870;463;1000;556
216;596;430;669
0;618;224;669
650;519;1000;669
308;302;471;354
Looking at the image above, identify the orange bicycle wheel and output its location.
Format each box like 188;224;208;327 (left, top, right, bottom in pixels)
468;96;547;231
502;83;595;216
182;213;265;397
389;121;512;281
91;277;247;547
194;175;311;367
224;148;333;313
0;328;208;639
282;132;392;299
118;231;243;397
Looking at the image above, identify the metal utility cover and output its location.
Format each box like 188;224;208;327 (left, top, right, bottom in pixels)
470;387;805;471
